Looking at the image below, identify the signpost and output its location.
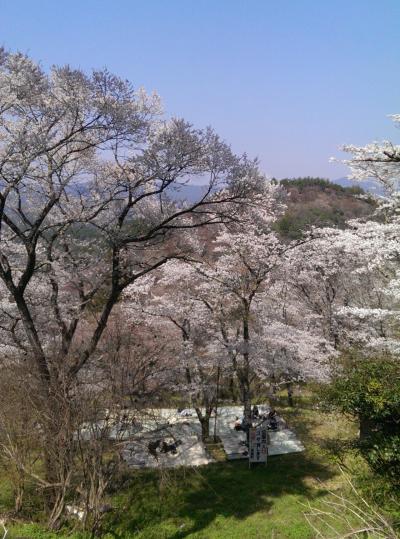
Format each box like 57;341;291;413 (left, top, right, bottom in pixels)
249;423;268;467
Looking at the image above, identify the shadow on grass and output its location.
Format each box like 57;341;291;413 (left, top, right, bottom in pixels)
104;450;335;539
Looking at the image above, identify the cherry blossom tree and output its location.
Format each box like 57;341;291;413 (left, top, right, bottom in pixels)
0;49;262;527
252;279;336;403
124;262;225;440
126;182;337;429
319;112;400;356
189;183;297;424
283;235;351;349
340;113;400;194
192;184;338;418
311;223;400;355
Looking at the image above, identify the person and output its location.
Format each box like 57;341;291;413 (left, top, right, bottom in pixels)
160;439;182;454
234;416;248;431
234;417;242;431
252;405;259;419
148;439;161;459
267;409;278;430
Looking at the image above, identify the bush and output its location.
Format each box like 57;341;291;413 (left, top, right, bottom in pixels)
321;355;400;489
275;207;346;239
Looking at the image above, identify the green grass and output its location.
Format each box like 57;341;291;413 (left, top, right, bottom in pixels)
3;406;386;539
104;453;335;539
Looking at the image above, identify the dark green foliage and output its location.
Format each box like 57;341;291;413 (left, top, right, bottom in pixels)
279;177;365;195
322;356;400;488
275;206;346;239
323;356;400;422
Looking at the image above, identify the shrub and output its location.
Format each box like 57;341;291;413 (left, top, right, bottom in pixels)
321;355;400;489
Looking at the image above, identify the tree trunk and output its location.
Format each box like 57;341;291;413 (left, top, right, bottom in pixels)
200;417;210;441
359;415;376;441
286;382;294;407
241;304;252;428
14;481;24;513
47;487;68;530
268;377;277;407
241;381;252;426
195;407;211;441
41;384;74;530
213;365;220;442
43;443;70;529
229;376;237;403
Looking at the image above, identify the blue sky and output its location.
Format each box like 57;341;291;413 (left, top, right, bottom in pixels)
0;0;399;179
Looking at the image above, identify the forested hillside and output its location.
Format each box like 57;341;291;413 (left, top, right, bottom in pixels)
275;177;376;238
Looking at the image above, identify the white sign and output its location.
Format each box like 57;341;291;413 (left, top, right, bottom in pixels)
249;425;268;463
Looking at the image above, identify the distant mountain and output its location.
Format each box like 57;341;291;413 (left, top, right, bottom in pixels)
332;177;385;196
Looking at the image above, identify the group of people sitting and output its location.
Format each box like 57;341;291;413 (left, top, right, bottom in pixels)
177;408;193;417
253;405;279;429
234;406;278;432
147;438;183;459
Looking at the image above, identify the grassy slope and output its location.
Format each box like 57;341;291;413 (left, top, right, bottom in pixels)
5;403;364;539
